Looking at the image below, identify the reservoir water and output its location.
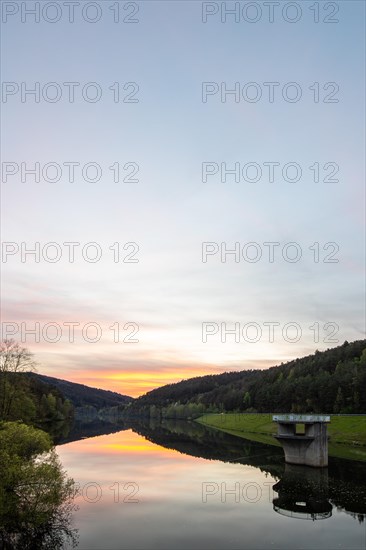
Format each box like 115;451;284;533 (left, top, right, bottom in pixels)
55;420;366;549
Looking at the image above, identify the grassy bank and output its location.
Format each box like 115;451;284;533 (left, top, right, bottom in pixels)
196;413;366;462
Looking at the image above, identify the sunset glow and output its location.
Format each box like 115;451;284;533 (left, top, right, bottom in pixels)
2;1;364;400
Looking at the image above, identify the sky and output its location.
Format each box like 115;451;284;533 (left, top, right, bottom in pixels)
1;1;365;397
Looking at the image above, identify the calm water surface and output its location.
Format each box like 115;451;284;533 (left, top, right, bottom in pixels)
57;421;366;550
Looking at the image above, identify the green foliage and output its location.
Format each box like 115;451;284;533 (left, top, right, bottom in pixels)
0;422;51;462
0;373;74;424
360;348;366;365
0;422;76;550
0;422;78;548
129;340;366;416
333;387;345;413
27;372;132;408
243;391;251;409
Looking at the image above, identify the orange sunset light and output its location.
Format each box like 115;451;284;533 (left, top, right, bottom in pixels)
66;367;219;398
63;429;191;459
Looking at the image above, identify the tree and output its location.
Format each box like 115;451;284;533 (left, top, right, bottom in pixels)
243;392;251;409
149;404;159;418
0;421;51;461
0;340;37;420
46;393;57;416
333;387;344;413
62;399;73;419
0;422;78;548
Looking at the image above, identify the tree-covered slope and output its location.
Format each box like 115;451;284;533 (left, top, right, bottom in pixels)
128;340;366;417
26;373;133;409
0;371;73;424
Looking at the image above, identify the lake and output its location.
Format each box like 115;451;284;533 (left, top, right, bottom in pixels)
56;419;366;550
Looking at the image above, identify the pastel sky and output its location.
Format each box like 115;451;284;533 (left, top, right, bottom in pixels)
1;1;365;397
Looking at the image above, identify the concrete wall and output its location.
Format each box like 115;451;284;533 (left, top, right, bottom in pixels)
275;422;328;467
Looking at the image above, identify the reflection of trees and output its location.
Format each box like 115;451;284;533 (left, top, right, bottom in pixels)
130;417;285;473
329;480;366;524
130;418;366;521
56;418;129;446
0;422;78;549
273;465;333;521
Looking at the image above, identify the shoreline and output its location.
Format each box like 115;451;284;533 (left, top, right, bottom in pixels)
196;413;366;462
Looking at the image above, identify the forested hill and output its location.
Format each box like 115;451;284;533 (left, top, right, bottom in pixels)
26;373;133;409
0;371;74;424
128;340;366;417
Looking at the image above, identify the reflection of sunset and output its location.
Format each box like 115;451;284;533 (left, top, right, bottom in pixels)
58;427;271;511
63;429;191;459
56;417;365;550
104;442;180;456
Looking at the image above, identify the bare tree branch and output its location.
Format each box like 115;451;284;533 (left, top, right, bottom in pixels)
0;339;37;374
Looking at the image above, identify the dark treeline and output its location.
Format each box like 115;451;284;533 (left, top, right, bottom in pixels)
26;373;133;408
125;340;366;419
2;339;365;425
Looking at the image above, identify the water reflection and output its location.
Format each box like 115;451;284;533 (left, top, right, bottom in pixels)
54;418;366;549
4;417;365;549
0;449;78;549
128;418;366;522
54;418;129;445
273;465;332;520
0;497;78;550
